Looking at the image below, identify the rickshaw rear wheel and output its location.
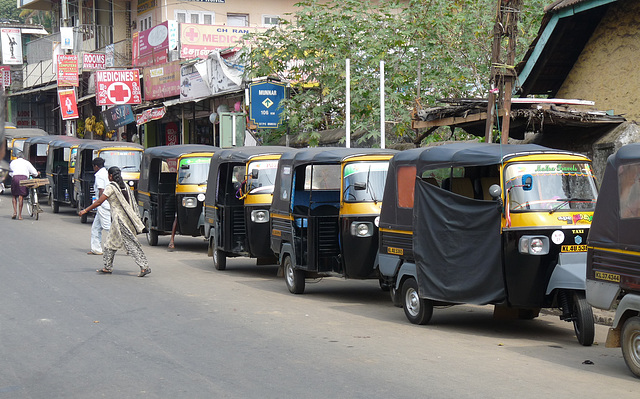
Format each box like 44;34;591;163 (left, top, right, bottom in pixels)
571;291;595;346
621;316;640;378
80;213;88;223
145;219;158;246
284;255;305;294
213;249;226;270
402;278;433;325
51;199;60;213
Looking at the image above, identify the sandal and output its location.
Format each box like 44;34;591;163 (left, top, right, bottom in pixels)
96;268;112;274
138;268;151;277
11;215;16;219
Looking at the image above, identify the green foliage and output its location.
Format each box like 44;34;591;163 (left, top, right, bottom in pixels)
0;0;23;21
244;0;548;146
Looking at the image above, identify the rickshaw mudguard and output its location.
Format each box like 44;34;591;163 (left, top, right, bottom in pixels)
278;243;295;267
395;262;417;291
611;293;640;329
545;252;588;295
586;279;620;311
378;253;401;280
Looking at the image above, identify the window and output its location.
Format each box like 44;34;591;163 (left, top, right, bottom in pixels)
397;166;416;208
138;15;152;31
175;10;215;25
263;15;280;26
619;163;640;219
304;165;340;190
227;13;249;27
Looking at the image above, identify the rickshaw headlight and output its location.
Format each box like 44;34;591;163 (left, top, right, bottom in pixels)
251;210;269;223
197;193;205;202
351;222;373;237
128;180;135;187
518;236;549;255
182;197;197;208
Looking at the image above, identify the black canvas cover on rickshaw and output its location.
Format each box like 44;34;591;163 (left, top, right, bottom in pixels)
413;178;505;304
588;143;640;252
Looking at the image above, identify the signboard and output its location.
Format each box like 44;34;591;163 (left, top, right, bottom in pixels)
102;104;135;131
1;28;23;65
136;50;168;67
143;60;180;100
179;24;263;59
139;20;178;57
60;27;74;50
132;31;139;67
180;64;210;101
57;54;79;86
166;122;179;145
249;81;287;129
95;69;142;106
0;65;10;88
58;88;79;120
136;106;166;126
105;44;114;67
137;0;156;14
82;53;105;70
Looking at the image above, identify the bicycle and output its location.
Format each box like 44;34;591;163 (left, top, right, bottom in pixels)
19;178;48;220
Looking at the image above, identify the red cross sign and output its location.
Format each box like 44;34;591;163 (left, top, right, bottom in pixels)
95;69;142;106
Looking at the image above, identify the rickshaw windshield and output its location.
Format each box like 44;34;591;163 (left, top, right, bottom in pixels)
101;150;142;172
343;161;389;203
247;159;278;195
505;162;598;212
177;157;210;185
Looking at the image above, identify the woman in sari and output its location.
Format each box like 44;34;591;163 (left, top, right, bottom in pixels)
79;166;151;277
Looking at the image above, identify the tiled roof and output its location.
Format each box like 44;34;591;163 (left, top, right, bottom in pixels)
544;0;590;12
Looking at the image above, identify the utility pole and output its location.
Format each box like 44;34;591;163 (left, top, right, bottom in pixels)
484;0;521;144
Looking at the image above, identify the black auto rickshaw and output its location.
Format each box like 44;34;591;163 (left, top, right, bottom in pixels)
270;147;397;294
204;146;290;270
587;143;640;377
379;142;598;345
23;135;70;195
45;136;84;212
3;127;49;188
73;140;143;223
137;144;217;246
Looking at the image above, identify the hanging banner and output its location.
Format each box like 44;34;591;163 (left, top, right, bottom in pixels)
165;121;179;145
136;106;166;126
58;88;79;120
0;66;10;88
180;64;209;101
82;53;105;70
60;27;74;50
95;69;142;106
105;44;115;67
1;28;23;65
57;54;79;86
143;60;181;100
132;31;139;67
102;104;135;131
249;80;287;129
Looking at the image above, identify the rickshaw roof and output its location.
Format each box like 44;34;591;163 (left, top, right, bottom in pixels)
77;140;144;151
5;128;50;139
24;135;75;146
211;146;292;164
47;136;84;149
391;142;582;170
143;144;218;160
279;147;398;167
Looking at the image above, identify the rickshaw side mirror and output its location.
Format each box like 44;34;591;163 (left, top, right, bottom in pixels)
489;184;502;199
354;182;366;190
251;169;259;179
522;174;533;191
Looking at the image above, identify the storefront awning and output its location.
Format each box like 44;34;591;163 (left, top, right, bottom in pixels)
7;83;57;97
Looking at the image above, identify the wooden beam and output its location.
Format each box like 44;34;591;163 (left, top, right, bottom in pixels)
412;110;506;129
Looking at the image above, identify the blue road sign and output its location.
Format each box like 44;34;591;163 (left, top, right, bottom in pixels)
249;81;286;129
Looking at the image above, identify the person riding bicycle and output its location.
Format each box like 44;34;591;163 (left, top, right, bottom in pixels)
9;152;38;220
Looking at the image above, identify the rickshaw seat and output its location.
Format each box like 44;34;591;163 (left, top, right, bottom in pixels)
445;177;474;198
424;177;439;187
481;177;500;200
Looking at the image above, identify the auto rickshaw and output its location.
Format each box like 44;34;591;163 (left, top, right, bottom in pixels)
3;127;49;188
587;143;640;377
23;135;69;194
204;146;290;270
73;140;143;223
45;136;83;212
137;144;217;246
270;147;397;294
379;142;597;346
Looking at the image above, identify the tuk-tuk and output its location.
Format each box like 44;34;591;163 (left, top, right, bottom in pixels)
137;144;217;246
23;135;69;193
3;128;49;187
204;146;290;270
73;140;143;223
379;142;598;346
587;143;640;376
45;136;84;212
270;147;397;294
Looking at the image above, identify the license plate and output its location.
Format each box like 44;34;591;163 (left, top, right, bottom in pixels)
561;244;587;252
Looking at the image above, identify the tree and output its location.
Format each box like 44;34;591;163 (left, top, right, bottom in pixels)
244;0;548;146
0;0;23;22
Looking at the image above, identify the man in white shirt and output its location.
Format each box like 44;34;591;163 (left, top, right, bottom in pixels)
9;153;38;220
89;157;111;255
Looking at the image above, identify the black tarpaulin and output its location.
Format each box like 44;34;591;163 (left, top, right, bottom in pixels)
413;178;506;304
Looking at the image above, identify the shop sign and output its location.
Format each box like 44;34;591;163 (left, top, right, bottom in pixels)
180;64;209;101
166;122;179;145
136;106;166;126
1;28;22;65
137;0;156;14
95;69;142;106
0;66;10;88
82;53;106;70
179;24;264;59
58;88;79;120
143;60;181;101
132;31;139;67
102;104;135;131
139;20;178;57
57;54;79;86
136;50;168;67
249;81;287;129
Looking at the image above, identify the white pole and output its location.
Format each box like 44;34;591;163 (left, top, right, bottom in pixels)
346;58;350;148
232;114;237;146
380;60;385;149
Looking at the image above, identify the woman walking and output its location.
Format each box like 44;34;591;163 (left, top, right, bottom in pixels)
79;166;151;277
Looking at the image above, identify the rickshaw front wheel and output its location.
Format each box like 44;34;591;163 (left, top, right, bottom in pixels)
621;316;640;378
145;219;158;246
284;255;305;294
402;278;433;325
571;291;595;346
213;249;226;271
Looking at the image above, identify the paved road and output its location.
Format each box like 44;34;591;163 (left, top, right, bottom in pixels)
0;191;638;398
